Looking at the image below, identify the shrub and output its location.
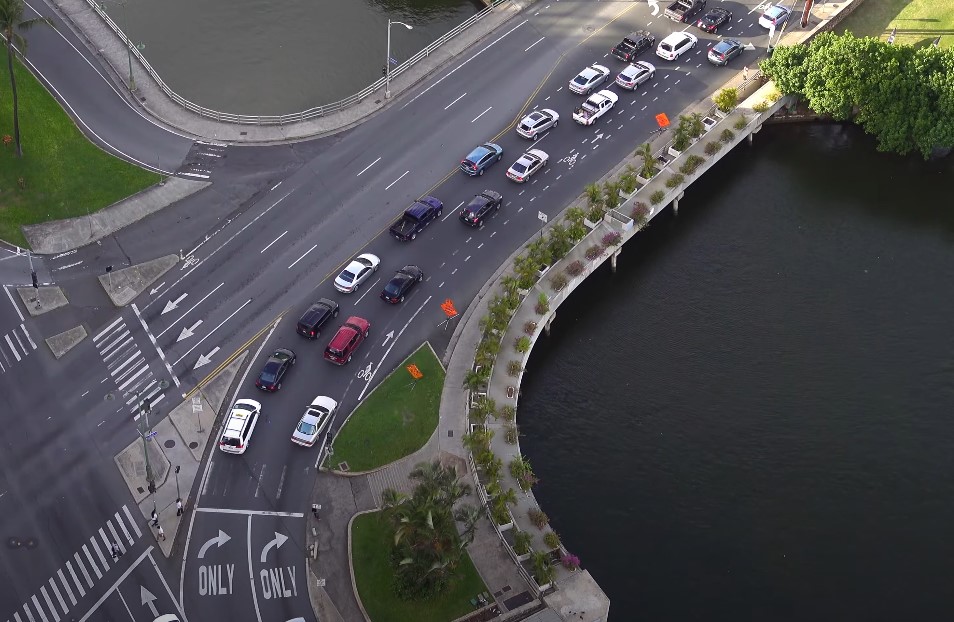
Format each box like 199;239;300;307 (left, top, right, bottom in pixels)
635;142;658;178
528;507;549;529
561;553;581;570
601;231;622;247
584;245;604;261
584;182;603;208
513;530;532;556
462;428;494;454
767;88;782;103
546;224;574;261
603;180;622;210
565;260;584;277
650;190;666;205
543;531;561;549
565;207;589;241
733;116;748;130
507;360;522;377
523;320;537;335
631;202;650;225
549;272;568;291
665;174;685;189
618;167;638;194
753;100;770;113
720;128;735;143
515;336;531;353
704;141;721;155
470;396;496;424
490;501;512;526
586;204;606;223
687;112;705;138
535;292;550;315
532;550;556;585
509;455;537;492
714;87;738;113
671;125;691;152
498;405;516;423
679;154;705;175
504;424;519;444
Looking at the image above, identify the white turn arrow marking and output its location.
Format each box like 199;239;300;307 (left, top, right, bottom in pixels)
381;330;395;347
744;42;756;51
194;346;220;370
140;586;158;618
260;532;289;563
149;282;166;296
648;0;659;15
162;293;188;315
590;133;604;144
173;299;252;367
197;529;231;559
177;320;203;342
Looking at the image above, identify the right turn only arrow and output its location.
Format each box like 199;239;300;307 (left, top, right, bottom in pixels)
260;531;289;563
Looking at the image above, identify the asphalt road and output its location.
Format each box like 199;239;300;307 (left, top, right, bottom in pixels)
1;1;784;620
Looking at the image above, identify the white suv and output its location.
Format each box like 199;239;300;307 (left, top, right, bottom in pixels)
219;399;262;454
655;32;698;61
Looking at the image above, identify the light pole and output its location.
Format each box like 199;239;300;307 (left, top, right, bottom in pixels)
100;1;145;91
106;379;169;494
385;19;413;99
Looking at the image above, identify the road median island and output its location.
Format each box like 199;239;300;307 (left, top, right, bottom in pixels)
0;55;160;248
327;343;444;473
350;511;487;622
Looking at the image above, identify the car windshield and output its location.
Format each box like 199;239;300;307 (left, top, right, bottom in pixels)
384;281;403;295
339;270;355;283
221;436;241;447
512;162;528;174
661;43;673;52
572;74;589;85
260;365;279;383
297;421;317;436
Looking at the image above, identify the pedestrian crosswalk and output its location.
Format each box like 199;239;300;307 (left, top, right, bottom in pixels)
7;505;143;622
93;316;167;417
0;324;37;373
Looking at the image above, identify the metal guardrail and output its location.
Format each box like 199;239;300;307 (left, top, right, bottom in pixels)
86;0;508;125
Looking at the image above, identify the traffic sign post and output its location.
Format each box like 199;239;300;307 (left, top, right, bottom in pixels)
438;299;459;331
405;363;424;391
537;211;548;239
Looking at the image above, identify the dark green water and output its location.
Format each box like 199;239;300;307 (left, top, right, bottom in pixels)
518;123;954;620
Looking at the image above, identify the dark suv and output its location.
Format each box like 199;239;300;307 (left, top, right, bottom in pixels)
296;298;340;339
323;316;370;365
459;190;503;227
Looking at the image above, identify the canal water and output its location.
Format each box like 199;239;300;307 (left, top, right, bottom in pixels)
112;0;480;115
518;123;954;620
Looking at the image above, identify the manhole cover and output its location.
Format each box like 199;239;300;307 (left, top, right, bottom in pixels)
164;439;176;449
136;486;145;494
6;537;21;549
25;538;37;549
338;462;350;472
189;441;199;449
375;99;382;104
585;25;595;32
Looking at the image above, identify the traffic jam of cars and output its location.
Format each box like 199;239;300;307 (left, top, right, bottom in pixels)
221;2;784;456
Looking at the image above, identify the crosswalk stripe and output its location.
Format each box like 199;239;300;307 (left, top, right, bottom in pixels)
116;364;148;391
128;380;157;406
65;561;86;597
114;511;134;545
73;551;94;587
5;335;21;362
19;324;37;350
12;329;27;357
98;529;115;566
38;586;57;622
88;537;109;576
14;611;24;622
106;520;125;554
47;577;68;615
102;335;132;362
81;544;101;580
110;350;142;377
123;505;143;538
133;392;165;419
27;598;42;622
100;329;131;357
93;316;124;342
56;570;76;606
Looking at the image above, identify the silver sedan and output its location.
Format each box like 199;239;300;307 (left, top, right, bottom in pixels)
516;109;560;140
615;61;656;90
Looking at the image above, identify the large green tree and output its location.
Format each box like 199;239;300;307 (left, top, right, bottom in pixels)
0;0;52;158
381;460;482;600
761;32;954;158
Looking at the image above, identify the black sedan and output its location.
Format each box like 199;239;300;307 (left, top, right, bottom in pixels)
696;7;732;33
255;348;296;392
459;190;503;227
381;265;424;304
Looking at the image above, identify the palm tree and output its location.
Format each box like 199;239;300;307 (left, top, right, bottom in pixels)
635;142;656;179
0;0;52;158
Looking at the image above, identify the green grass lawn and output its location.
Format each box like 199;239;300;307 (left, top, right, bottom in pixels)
351;512;487;622
0;55;161;247
329;343;445;472
837;0;954;49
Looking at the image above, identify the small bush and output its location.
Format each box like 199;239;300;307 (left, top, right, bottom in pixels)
513;530;532;555
665;174;685;189
535;292;550;315
561;553;581;570
549;272;568;291
618;168;638;194
733;116;748;130
543;531;561;549
528;507;549;529
767;88;782;103
498;405;516;423
565;260;584;277
584;245;604;261
720;128;736;143
515;336;531;353
507;361;522;377
586;205;606;223
679;154;705;175
650;190;666;205
631;202;650;225
714;87;738;113
753;100;770;113
523;320;537;335
601;231;622;247
504;424;519;444
704;141;721;155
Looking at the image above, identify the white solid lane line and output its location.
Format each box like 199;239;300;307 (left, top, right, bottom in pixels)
288;244;318;269
261;231;288;253
525;36;546;52
354;277;382;305
385;171;410;190
155;283;225;338
444;93;467;110
443;201;466;222
471;106;493;123
356;157;382;176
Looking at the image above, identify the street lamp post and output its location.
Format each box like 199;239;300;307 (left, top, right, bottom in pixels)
385;19;413;99
100;1;144;91
106;379;169;494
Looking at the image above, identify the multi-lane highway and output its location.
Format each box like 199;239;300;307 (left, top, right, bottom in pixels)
0;1;786;620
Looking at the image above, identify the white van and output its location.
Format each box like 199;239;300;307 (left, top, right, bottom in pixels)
219;399;262;454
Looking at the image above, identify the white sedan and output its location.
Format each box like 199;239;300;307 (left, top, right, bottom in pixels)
758;4;791;29
506;149;548;183
291;396;337;447
655;32;698;61
516;109;559;140
334;253;380;293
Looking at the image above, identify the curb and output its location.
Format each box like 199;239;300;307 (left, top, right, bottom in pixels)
346;509;378;622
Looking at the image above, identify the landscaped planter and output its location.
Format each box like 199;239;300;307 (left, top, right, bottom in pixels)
583;218;600;229
715;108;732;119
702;116;718;132
668;146;683;158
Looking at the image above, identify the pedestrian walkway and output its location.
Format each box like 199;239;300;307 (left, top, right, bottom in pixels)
92;315;169;417
0;323;37;374
5;505;144;622
364;432;439;507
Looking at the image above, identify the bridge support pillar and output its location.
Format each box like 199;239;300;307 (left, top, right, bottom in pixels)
544;312;555;337
610;248;622;273
673;191;685;215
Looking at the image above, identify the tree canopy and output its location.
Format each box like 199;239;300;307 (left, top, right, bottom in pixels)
760;32;954;158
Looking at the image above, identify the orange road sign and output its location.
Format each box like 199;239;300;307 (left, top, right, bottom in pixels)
407;364;424;380
655;113;670;128
441;299;458;317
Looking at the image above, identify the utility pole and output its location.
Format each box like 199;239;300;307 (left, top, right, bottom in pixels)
28;251;39;308
140;397;156;493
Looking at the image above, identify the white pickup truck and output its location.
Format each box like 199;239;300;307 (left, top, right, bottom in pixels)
572;90;618;126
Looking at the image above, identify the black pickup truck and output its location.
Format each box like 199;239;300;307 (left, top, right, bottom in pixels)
389;196;444;241
611;30;656;62
665;0;706;22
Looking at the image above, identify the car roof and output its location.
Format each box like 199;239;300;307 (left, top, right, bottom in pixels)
766;5;788;14
310;395;337;410
706;7;729;15
406;202;433;218
398;265;421;276
234;398;261;412
713;40;736;51
467;145;491;159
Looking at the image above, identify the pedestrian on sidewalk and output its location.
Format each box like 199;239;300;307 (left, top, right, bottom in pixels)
176;498;184;517
743;66;749;81
110;543;122;560
150;509;159;527
157;525;166;541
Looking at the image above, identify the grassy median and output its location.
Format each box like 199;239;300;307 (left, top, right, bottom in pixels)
837;0;954;49
0;56;161;247
329;343;444;472
351;512;486;622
